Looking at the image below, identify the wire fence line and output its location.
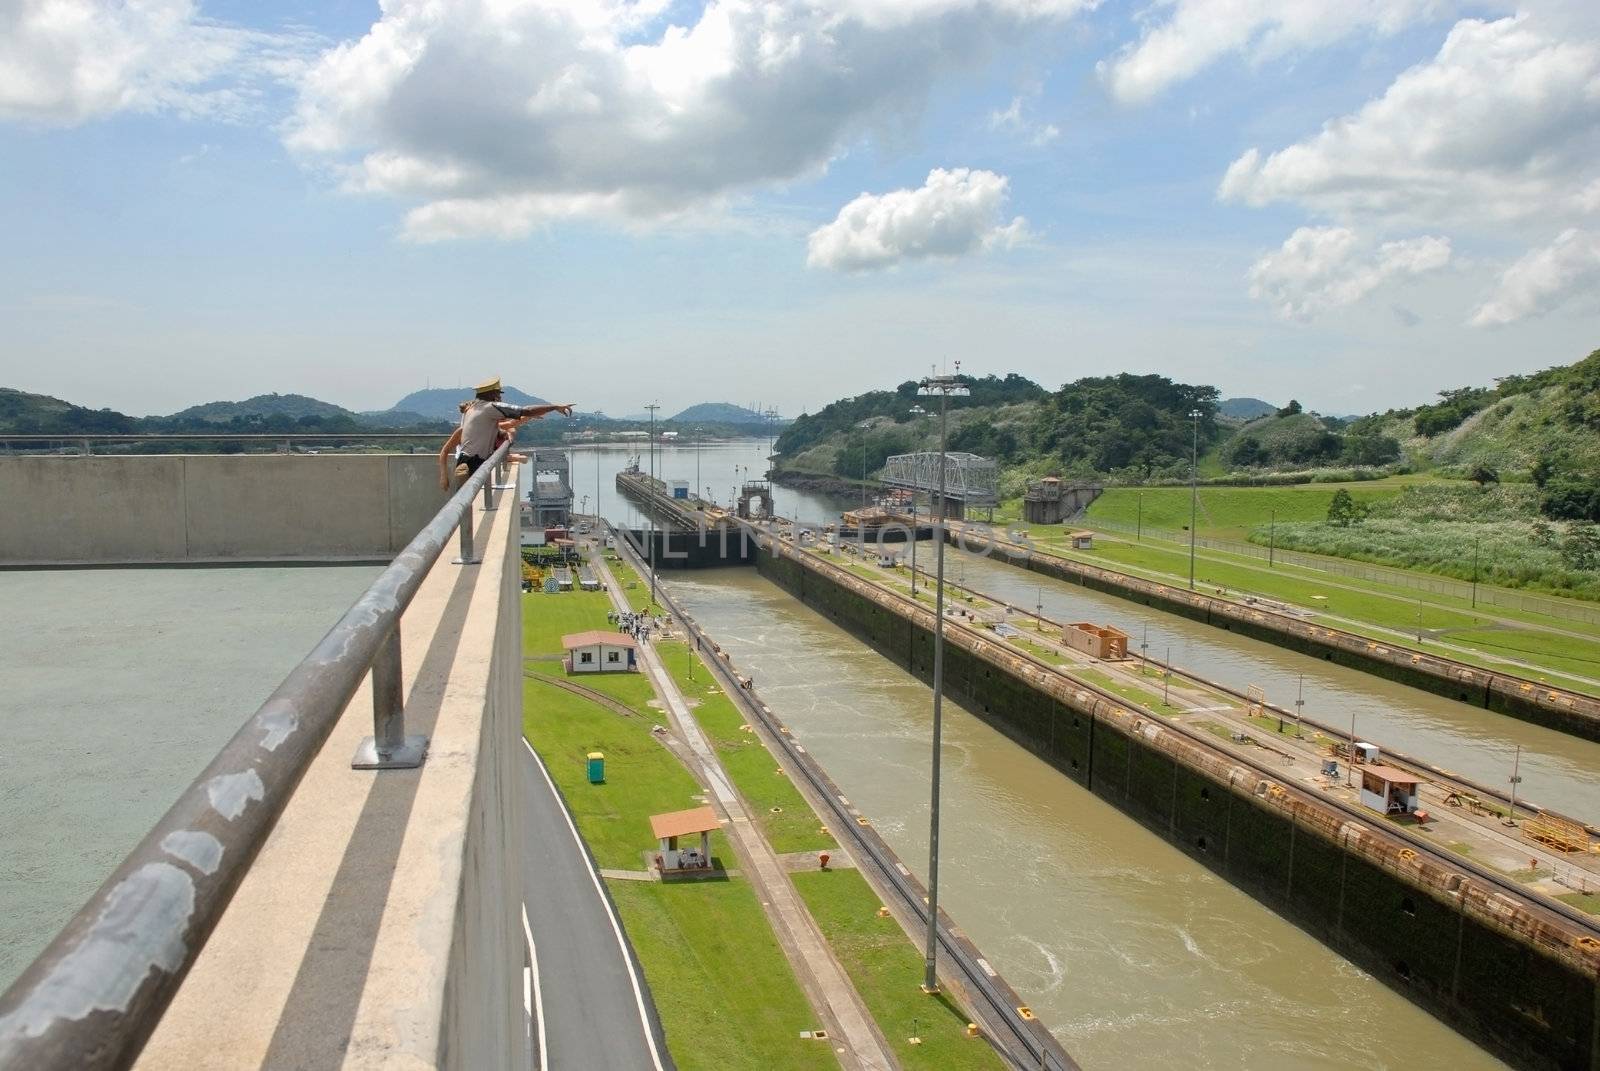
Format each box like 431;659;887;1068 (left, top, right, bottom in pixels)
1076;517;1600;627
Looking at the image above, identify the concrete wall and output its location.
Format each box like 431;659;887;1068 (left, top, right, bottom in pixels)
954;527;1600;742
758;544;1600;1071
0;455;450;565
137;487;527;1069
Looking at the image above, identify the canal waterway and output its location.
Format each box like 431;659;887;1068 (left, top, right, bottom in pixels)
0;565;383;990
664;566;1506;1070
521;438;852;533
939;545;1600;822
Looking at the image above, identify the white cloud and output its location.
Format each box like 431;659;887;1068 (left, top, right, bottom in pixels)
1099;0;1454;105
1247;226;1451;320
286;0;1087;240
1470;228;1600;326
806;167;1027;271
1218;15;1600;227
0;0;314;125
988;95;1059;145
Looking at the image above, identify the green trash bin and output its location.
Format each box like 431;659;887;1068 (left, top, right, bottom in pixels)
587;752;605;784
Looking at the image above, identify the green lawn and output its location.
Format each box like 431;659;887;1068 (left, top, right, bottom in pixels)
1557;892;1600;915
791;869;1007;1071
983;527;1600;694
611;881;840;1071
656;641;836;855
522;586;838;1071
1070;666;1186;715
1084;481;1415;539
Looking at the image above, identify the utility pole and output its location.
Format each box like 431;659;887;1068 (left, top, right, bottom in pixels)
1269;509;1276;568
695;426;704;505
1141;624;1149;675
1163;646;1171;706
1346;709;1356;788
1507;745;1523;826
1294;675;1305;739
1136;492;1142;543
646;402;660;607
1471;536;1480;608
1188;409;1202;590
918;367;968;995
1035;585;1044;632
859;421;870;510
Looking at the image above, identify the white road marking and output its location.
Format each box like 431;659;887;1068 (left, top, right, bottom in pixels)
521;902;546;1070
523;737;668;1071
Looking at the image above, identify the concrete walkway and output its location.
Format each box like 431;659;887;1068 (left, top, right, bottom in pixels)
590;548;898;1071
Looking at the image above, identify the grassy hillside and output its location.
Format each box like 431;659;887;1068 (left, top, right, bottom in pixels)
1084;480;1414;539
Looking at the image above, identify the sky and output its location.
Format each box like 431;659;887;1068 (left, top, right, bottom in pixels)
1;0;1597;419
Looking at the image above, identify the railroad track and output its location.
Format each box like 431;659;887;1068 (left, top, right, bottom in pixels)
605;519;1078;1071
898;559;1599;838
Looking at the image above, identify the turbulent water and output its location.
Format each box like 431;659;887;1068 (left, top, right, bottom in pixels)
665;567;1510;1071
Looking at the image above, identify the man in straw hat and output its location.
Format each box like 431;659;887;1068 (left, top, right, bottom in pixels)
438;377;573;489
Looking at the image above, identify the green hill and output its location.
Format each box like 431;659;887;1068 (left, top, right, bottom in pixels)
670;402;773;424
388;386;549;421
0;388;136;434
164;393;353;423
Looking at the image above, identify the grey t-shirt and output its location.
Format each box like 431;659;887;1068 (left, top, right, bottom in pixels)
459;400;535;459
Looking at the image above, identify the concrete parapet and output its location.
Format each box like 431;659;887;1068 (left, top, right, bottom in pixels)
135;490;526;1069
0;455;450;565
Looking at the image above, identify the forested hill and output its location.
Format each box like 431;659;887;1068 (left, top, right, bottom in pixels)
165;393;351;423
773;348;1600;511
388;386;549;421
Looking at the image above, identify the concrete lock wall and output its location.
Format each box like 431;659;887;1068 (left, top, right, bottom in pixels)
0;455;450;565
757;544;1600;1071
137;479;527;1069
957;529;1600;743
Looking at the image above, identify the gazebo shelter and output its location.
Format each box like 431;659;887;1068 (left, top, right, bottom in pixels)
649;805;719;872
1360;766;1423;815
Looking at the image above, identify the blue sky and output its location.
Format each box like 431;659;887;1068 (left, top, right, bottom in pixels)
2;0;1597;418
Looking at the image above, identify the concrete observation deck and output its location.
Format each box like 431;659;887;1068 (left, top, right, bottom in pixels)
0;454;665;1069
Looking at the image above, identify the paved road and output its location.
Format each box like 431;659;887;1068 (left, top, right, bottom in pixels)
519;738;670;1070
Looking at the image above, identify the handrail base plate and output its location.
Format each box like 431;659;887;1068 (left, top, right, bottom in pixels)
352;735;429;770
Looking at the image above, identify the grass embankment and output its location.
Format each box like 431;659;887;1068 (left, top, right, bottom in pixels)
1083;482;1413;539
604;552;656;612
999;522;1600;690
792;869;1006;1070
655;640;835;855
522;587;836;1071
658;629;1005;1071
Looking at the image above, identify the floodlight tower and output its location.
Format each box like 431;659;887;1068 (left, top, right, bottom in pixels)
917;366;969;995
646;402;661;606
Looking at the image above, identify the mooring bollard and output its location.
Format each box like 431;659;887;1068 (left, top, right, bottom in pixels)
352;624;428;769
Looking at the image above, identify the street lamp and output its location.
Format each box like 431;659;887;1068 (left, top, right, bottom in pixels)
646;402;661;606
1188;408;1202;591
917;368;969;995
857;419;872;510
909;407;924;596
695;426;704;504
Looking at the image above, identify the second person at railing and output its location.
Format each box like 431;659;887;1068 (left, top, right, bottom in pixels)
438;377;574;489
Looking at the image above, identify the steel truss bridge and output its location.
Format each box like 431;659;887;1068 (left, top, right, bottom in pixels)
881;451;998;504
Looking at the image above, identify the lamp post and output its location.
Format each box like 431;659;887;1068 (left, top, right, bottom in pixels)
1188;408;1202;590
646;402;660;606
909;407;923;596
695;426;704;505
1136;492;1143;543
1269;508;1276;568
917;369;969;995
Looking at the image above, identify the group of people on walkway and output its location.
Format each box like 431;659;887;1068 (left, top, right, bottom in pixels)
609;609;664;643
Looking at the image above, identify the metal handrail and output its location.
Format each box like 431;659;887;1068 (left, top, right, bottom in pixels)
0;442;512;1070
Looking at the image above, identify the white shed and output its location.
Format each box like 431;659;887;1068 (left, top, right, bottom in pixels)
562;630;638;674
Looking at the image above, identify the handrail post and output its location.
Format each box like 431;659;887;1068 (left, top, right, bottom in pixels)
352;625;427;769
481;475;497;512
453;500;480;565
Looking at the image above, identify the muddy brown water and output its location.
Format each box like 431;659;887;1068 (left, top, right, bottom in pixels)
664;566;1508;1071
